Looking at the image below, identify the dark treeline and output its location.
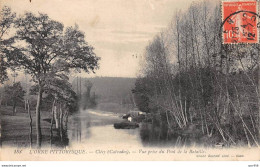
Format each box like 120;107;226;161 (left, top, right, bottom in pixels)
71;77;136;112
133;0;260;147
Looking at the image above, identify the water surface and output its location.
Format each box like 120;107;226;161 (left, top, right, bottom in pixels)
67;109;142;147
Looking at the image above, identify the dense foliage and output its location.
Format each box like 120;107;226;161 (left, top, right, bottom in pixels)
1;7;100;147
133;1;260;147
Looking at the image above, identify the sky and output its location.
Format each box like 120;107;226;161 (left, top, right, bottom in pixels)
2;0;191;78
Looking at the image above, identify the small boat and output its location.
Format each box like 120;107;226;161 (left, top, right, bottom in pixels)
114;121;139;129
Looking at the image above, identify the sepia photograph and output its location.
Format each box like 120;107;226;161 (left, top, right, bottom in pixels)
0;0;260;162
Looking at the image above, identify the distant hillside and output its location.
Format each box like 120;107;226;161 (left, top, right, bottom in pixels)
71;77;136;113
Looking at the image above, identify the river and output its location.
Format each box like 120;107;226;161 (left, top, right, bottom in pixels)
66;109;197;148
67;109;143;147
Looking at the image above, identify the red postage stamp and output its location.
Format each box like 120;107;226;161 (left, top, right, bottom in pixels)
222;1;258;44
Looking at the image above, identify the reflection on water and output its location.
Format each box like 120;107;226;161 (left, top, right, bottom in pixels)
50;126;69;148
139;123;199;147
69;112;91;143
67;110;142;147
62;109;201;148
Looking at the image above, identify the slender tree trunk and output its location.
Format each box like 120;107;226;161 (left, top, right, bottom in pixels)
54;103;59;129
12;100;16;116
27;100;32;148
25;99;27;110
64;110;69;131
243;123;251;148
59;104;63;141
0;93;2;107
36;85;43;148
50;99;55;147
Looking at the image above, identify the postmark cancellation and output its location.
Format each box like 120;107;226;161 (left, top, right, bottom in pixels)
222;0;259;44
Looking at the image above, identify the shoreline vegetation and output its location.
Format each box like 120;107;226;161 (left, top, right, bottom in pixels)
132;0;260;148
0;105;123;148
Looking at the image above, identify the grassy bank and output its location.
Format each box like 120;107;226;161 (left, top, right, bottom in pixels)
1;106;54;148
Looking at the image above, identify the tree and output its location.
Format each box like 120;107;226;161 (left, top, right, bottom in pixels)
4;82;25;115
0;6;16;83
132;78;150;113
81;80;97;109
45;73;77;144
5;12;100;147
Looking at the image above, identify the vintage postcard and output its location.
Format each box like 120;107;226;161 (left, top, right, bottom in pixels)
0;0;260;161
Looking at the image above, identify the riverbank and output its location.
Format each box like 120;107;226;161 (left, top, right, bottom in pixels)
1;106;126;147
1;106;52;147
